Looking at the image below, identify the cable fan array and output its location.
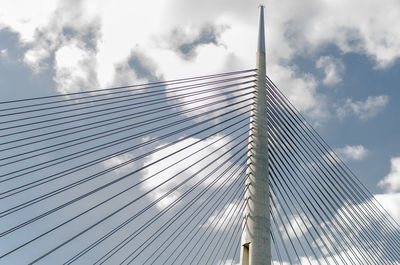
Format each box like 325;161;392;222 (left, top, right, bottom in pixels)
0;69;399;265
266;77;400;265
0;70;255;264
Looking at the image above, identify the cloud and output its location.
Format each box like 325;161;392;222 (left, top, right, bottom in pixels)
335;145;369;161
272;261;290;265
163;76;253;123
0;0;58;43
268;65;317;112
315;56;345;86
53;40;99;94
267;64;330;124
102;153;136;175
16;0;102;93
329;192;400;256
1;2;399;264
140;135;237;210
336;95;389;120
297;194;400;264
379;157;400;193
278;0;400;69
220;260;240;265
111;49;161;86
0;0;255;96
301;246;385;265
204;202;241;232
0;27;27;60
0;48;7;57
374;192;400;223
166;24;228;60
0;0;319;121
269;192;400;264
23;0;101;70
1;0;399;125
278;213;312;241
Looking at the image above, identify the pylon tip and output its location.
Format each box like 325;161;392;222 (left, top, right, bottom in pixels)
257;4;266;53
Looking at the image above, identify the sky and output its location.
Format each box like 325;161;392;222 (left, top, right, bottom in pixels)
1;0;400;264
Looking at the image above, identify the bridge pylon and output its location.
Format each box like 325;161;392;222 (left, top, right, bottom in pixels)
240;5;271;265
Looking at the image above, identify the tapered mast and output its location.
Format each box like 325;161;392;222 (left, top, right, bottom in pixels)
241;5;271;265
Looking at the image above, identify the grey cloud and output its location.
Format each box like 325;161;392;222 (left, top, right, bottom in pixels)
0;28;55;99
169;24;228;60
22;0;102;93
336;95;389;120
0;28;26;59
25;0;101;70
61;22;101;52
280;0;400;69
127;51;160;82
112;50;161;86
315;56;345;86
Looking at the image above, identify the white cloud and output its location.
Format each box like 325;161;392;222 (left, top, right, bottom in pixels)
277;0;400;69
301;246;384;265
102;153;135;174
204;202;242;232
140;135;237;210
271;248;382;265
272;261;290;265
336;95;389;120
316;56;345;86
374;193;400;223
335;145;369;162
0;48;7;57
24;47;52;72
0;0;399;125
300;194;400;264
267;64;330;124
220;259;240;265
0;1;399;264
268;65;317;112
280;193;400;264
379;157;400;193
54;41;99;93
8;0;103;93
279;213;312;241
333;194;400;234
164;75;253;123
0;0;57;43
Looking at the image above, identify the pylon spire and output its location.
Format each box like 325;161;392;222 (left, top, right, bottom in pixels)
240;5;271;265
257;5;266;53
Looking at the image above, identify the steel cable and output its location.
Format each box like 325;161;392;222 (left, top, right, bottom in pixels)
267;78;400;249
1;121;249;262
121;153;248;265
28;134;249;264
0;72;255;113
0;115;250;227
0;78;254;133
0;89;253;165
69;140;249;264
267;83;400;261
0;85;253;152
143;170;250;265
268;118;376;265
0;69;255;105
0;100;252;192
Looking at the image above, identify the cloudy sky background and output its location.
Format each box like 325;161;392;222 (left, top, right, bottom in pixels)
1;0;400;263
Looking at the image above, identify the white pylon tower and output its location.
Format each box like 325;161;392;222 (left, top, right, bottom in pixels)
241;5;271;265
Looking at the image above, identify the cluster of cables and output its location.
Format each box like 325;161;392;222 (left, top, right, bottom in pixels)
0;69;255;264
266;77;400;265
0;68;399;265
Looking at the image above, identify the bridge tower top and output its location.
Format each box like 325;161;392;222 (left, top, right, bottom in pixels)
241;5;271;265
